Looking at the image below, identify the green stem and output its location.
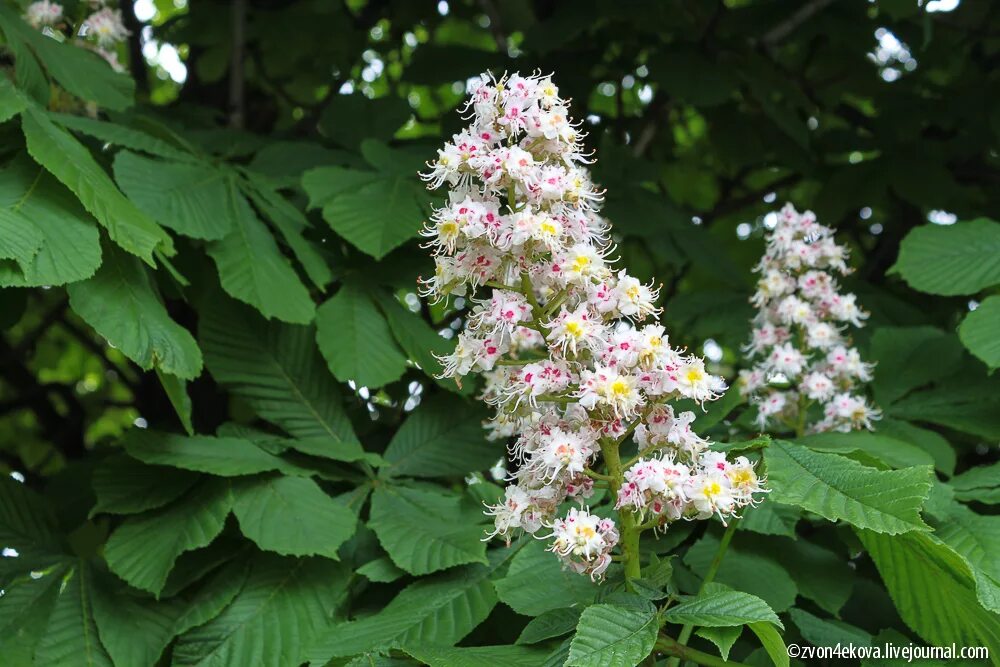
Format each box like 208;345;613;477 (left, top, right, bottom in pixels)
519;271;541;313
668;518;740;667
656;635;751;667
601;437;641;584
794;394;809;439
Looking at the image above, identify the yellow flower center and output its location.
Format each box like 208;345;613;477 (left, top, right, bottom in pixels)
686;368;705;384
540;221;557;235
611;379;629;396
703;482;722;498
565;321;583;338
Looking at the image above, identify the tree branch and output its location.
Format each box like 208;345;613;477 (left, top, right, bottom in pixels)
228;0;247;129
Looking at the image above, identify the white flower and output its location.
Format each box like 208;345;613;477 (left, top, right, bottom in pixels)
25;1;62;28
674;357;726;403
81;8;129;48
548;507;618;581
578;366;645;418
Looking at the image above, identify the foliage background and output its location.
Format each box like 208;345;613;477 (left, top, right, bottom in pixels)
1;0;999;665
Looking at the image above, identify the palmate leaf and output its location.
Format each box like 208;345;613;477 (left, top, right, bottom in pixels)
21;107;172;264
368;485;487;575
772;537;854;616
124;430;292;477
382;394;495;478
765;440;932;534
307;555;506;662
199;295;359;447
0;156;101;288
662;590;781;628
747;621;790;667
794;432;934;470
104;477;233;595
870;326;964;406
959;295;1000;370
315;283;408;388
113;151;234;241
0;76;26;123
171;560;250;637
90;569;187;667
890;218;1000;296
302;140;430;259
0;476;63;577
0;565;63;663
683;534;797;613
33;564;113;667
925;486;1000;613
231;474;356;559
67;244;203;379
242;175;333;290
516;608;583;645
51;113;192;160
493;539;598;616
788;608;872;648
206;179;314;324
404;644;550;667
857;528;1000;659
173;554;349;667
567;599;659;667
90;454;200;516
950;461;1000;504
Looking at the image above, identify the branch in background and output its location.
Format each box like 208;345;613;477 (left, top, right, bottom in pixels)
759;0;836;50
56;316;140;394
477;0;507;53
228;0;247;129
12;297;67;358
122;0;149;96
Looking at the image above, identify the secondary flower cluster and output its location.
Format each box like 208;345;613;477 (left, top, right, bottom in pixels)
739;204;880;433
422;72;765;580
24;1;129;72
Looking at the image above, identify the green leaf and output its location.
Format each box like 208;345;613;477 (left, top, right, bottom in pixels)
0;566;63;663
405;644;550;667
171;560;250;636
242;176;333;290
747;621;790;667
371;290;465;392
303;142;429;259
383;395;495;478
876;418;955;477
567;600;658;667
0;76;26;123
206;180;315;323
871;326;964;406
695;626;741;661
0;4;134;110
959;296;1000;370
307;558;502;661
794;432;934;470
924;488;1000;613
104;478;233;594
857;528;1000;656
890;219;1000;295
90;570;186;667
173;554;348;667
517;607;583;645
357;556;406;583
67;244;202;379
788;608;872;648
113;151;233;240
494;539;598;616
199;295;359;447
50;113;191;160
684;534;798;613
0;476;62;571
0;156;101;288
124;430;293;477
368;485;487;575
20;108;172;264
648;48;736;107
738;502;800;538
90;454;199;516
157;368;195;435
316;284;407;387
772;537;853;615
663;590;781;628
33;565;114;667
951;462;1000;504
887;385;1000;440
231;474;356;559
765;440;932;534
317;94;411;150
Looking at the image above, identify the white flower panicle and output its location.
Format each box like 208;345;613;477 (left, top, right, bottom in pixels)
23;1;129;72
740;204;881;433
422;72;766;580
